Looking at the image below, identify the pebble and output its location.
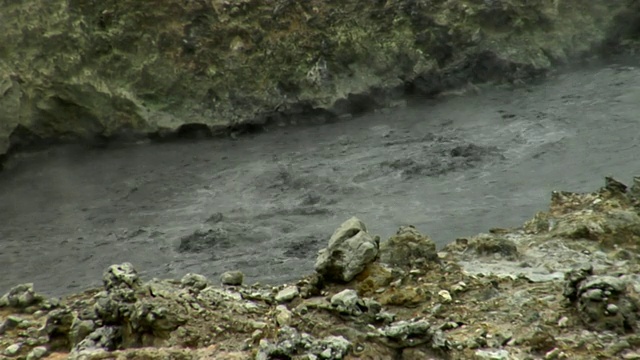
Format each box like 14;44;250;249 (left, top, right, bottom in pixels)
557;316;569;327
622;352;640;359
451;281;467;292
475;349;509;360
583;288;604;301
331;289;359;308
544;348;565;359
438;290;452;303
606;303;619;314
250;321;268;329
4;343;21;356
320;348;332;358
275;305;293;326
26;347;47;360
275;286;299;302
251;330;264;341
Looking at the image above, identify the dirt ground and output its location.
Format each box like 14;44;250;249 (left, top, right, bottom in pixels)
0;60;639;297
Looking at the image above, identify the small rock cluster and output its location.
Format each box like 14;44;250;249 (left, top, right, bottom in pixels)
1;177;640;359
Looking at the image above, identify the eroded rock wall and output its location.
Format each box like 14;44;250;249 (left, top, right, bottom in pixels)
0;0;637;155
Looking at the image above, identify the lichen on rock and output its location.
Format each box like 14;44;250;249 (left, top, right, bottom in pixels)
0;0;638;160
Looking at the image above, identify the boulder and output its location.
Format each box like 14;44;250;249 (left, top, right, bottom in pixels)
275;286;299;303
315;217;379;282
564;271;640;334
103;263;141;291
379;225;439;268
0;283;44;310
181;273;209;290
220;271;244;286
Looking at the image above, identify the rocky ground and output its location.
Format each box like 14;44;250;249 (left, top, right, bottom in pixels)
2;176;640;359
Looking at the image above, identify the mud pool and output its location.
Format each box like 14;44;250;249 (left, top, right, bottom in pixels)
1;61;639;296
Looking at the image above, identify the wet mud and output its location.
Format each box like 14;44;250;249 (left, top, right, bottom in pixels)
1;61;639;296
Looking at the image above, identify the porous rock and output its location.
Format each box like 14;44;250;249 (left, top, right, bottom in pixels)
256;326;351;360
315;217;379;282
468;236;519;260
379;225;439;268
72;326;121;353
103;263;141;291
565;273;640;334
379;318;445;348
0;283;44;310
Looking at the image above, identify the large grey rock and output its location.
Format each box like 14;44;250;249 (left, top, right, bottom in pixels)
315;217;379;282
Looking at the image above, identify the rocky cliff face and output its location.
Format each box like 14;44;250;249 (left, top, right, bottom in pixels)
0;0;638;157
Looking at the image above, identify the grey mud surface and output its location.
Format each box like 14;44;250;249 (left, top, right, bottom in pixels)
1;61;639;297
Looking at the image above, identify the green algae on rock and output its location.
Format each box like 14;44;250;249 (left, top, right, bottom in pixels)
0;0;637;157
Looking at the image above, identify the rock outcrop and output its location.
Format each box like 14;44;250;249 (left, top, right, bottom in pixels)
2;177;640;359
0;0;639;159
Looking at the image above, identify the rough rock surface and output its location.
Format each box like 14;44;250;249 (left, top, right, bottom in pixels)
314;217;379;282
2;177;640;359
0;0;639;158
379;225;439;268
